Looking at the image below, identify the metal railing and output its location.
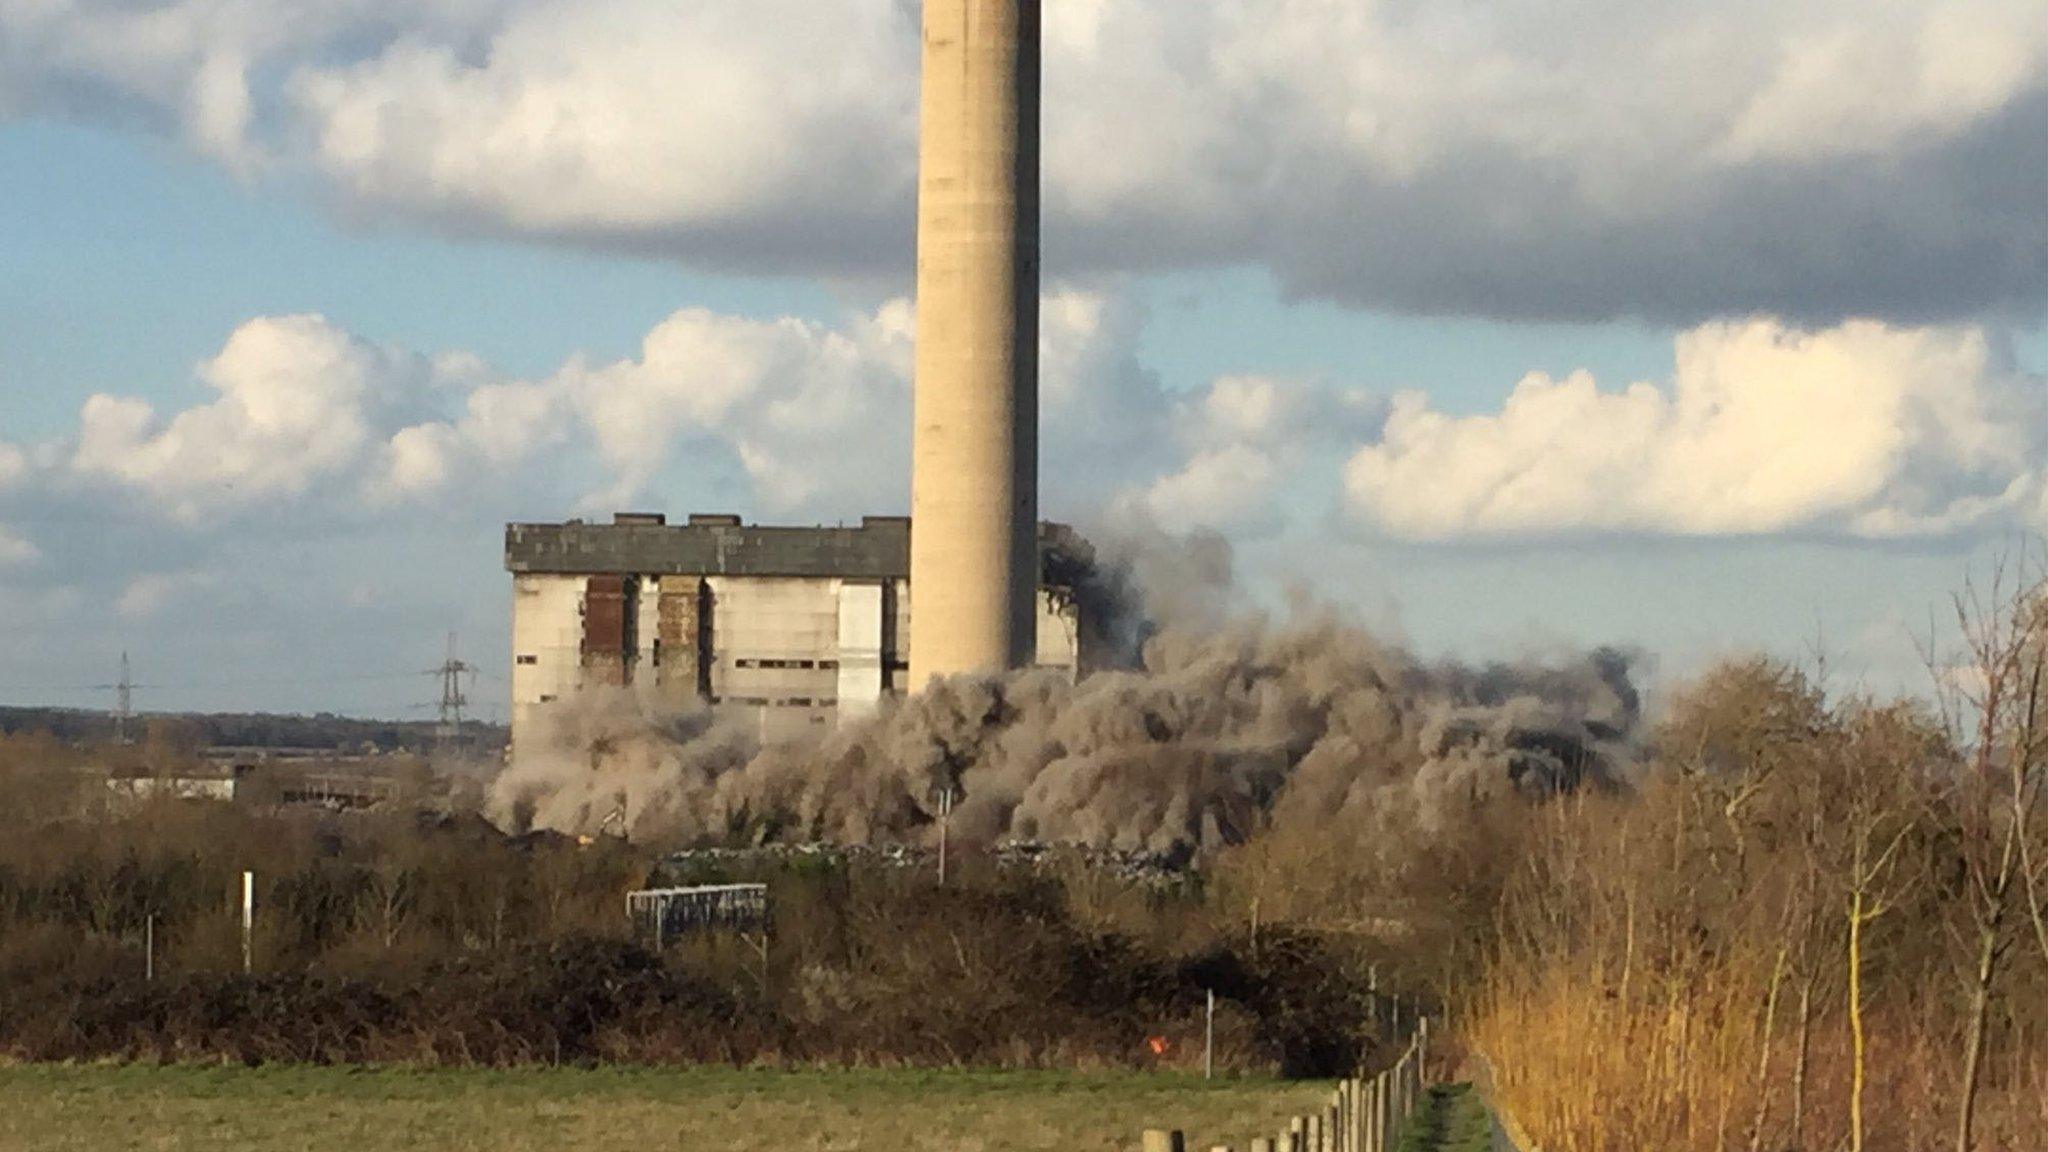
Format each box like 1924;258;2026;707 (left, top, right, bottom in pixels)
626;883;770;945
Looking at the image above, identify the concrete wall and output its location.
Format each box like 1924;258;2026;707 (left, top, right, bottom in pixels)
510;570;1080;754
1035;588;1079;673
107;775;237;803
908;0;1042;686
511;574;587;739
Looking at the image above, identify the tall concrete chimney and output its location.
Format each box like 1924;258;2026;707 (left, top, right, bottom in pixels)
909;0;1041;688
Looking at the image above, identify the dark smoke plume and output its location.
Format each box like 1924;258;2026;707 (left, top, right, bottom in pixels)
490;534;1639;850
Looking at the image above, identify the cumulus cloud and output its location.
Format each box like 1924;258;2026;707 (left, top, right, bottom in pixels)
564;302;916;513
1345;319;2042;541
1122;445;1282;536
4;286;1342;540
6;0;2048;320
0;526;39;567
66;314;448;522
2;284;1365;709
116;570;220;619
288;1;916;270
18;298;2046;682
1115;374;1383;534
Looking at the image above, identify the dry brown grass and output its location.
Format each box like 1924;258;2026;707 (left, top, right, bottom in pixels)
1463;649;2048;1152
1470;961;2048;1152
0;1065;1332;1152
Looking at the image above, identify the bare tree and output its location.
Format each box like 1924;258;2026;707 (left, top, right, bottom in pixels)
1836;703;1933;1152
1939;567;2048;1152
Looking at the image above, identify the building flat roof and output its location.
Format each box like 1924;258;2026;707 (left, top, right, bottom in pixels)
506;515;1088;582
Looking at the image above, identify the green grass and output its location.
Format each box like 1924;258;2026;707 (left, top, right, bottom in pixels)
1394;1084;1496;1152
0;1065;1334;1152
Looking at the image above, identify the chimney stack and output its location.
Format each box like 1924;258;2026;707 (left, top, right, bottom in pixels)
909;0;1041;688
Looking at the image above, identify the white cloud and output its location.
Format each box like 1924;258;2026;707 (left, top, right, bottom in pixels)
68;314;436;521
1344;319;2041;541
20;300;2043;561
0;525;39;567
6;0;2048;319
116;570;218;619
559;301;915;514
287;1;914;260
1715;4;2042;162
13;286;1242;533
1;280;1399;583
1113;372;1383;535
1119;445;1281;536
1177;375;1383;452
22;293;2048;647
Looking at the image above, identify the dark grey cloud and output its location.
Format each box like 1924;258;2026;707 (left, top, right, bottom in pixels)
6;0;2047;323
1242;89;2048;324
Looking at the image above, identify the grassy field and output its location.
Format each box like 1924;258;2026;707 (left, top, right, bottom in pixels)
0;1065;1333;1152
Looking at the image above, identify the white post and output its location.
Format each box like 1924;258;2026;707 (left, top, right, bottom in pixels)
1368;965;1379;1031
241;870;254;975
1205;989;1216;1080
938;786;955;887
1418;1017;1430;1087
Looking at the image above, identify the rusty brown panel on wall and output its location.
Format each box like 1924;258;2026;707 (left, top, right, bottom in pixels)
657;578;704;701
696;580;716;699
582;575;628;657
881;580;901;694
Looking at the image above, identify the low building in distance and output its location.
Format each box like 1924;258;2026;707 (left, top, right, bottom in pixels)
504;513;1093;750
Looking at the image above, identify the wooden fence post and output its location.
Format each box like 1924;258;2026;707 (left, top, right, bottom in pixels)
240;870;254;975
1368;965;1379;1031
1353;1078;1364;1152
1340;1080;1352;1152
1364;1078;1378;1152
1375;1072;1389;1152
1136;1015;1438;1152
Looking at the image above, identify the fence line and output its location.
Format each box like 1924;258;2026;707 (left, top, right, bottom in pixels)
1142;1016;1430;1152
1469;1052;1541;1152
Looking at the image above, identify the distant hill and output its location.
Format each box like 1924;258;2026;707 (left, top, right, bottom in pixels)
0;706;507;755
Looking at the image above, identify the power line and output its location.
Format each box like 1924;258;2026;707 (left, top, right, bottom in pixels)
0;640;500;730
0;670;430;694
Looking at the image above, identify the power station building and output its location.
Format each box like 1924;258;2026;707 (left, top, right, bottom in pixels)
504;1;1054;752
504;514;1090;749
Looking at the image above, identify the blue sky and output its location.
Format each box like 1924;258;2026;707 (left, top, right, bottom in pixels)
4;0;2048;719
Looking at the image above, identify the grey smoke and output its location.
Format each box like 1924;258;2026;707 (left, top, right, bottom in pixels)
490;536;1640;850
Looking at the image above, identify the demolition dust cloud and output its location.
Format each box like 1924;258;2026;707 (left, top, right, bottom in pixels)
492;532;1639;851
